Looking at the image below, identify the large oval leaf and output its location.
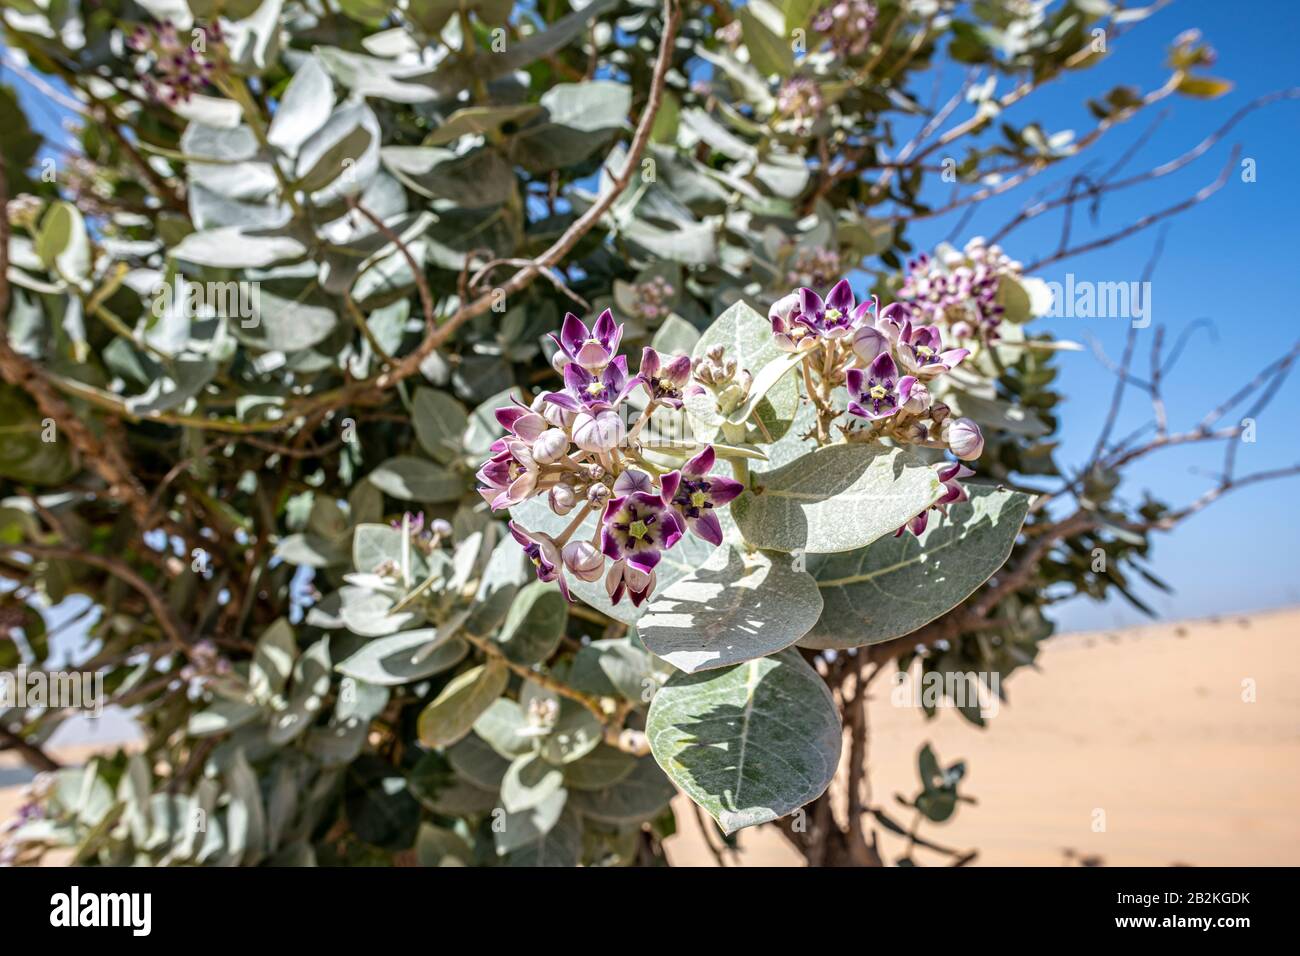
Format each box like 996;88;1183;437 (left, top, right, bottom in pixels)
731;442;943;554
647;648;841;834
800;485;1031;649
638;545;822;673
416;660;510;748
334;630;468;685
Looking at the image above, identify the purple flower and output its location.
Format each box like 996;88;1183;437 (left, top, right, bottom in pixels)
509;521;570;599
771;280;872;352
894;322;969;378
662;446;744;546
476;440;540;510
846;353;917;421
895;463;974;538
495;404;547;441
635;347;693;408
549;309;624;372
546;355;630;412
605;558;656;607
600;491;684;577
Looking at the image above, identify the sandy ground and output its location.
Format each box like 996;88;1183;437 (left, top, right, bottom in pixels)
665;607;1300;866
5;608;1298;866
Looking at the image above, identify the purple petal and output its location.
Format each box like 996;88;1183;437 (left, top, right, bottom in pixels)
640;346;661;378
683;445;715;477
706;475;744;505
559;312;588;354
689;510;724;546
827;278;854;314
845;367;865;397
593;308;620;349
659;470;681;504
869;351;899;382
798;287;824;317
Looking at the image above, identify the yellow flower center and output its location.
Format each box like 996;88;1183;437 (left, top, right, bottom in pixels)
629;520;649;540
869;384;888;400
691;490;708;509
586;382;604;396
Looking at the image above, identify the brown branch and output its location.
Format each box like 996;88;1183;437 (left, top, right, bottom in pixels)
0;726;61;773
1025;146;1238;272
0;543;190;657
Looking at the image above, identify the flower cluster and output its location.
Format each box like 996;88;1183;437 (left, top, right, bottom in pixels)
127;19;226;106
478;310;742;606
813;0;877;58
625;275;676;324
784;244;843;291
897;237;1024;338
769;278;987;535
776;77;826;129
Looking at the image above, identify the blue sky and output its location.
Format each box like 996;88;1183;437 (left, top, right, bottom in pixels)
894;0;1300;630
3;0;1298;637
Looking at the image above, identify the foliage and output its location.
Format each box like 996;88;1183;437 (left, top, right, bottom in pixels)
0;0;1287;868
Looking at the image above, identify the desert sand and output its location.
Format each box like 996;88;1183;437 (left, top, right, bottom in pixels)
5;608;1298;866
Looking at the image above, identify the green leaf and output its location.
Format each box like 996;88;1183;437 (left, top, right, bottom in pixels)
494;581;567;666
501;753;565;813
1176;75;1233;99
335;630;468;685
34;201;90;284
294;101;379;195
266;55;335;155
412;387;470;464
561;744;637;792
638;545;823;673
944;390;1050;438
416;822;473;866
368;456;464;502
472;698;535;759
446;733;513;790
731;443;944;554
647;649;841;834
498;801;582;865
739;2;794;78
417;660;510;747
250;617;297;703
567;756;675;823
171;227;306;269
428;103;542;145
800;486;1031;649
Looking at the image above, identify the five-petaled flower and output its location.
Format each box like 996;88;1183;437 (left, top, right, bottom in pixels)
846;353;917;421
600;491;684;579
550;309;624;372
634;347;693;409
770;279;872;352
663;446;744;546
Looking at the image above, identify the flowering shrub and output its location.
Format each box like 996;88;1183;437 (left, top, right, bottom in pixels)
0;1;1289;867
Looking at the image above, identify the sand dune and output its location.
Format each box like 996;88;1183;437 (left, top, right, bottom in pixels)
5;608;1298;866
665;607;1300;866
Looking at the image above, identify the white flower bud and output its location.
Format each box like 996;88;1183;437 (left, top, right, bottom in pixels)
947;417;985;460
531;428;569;464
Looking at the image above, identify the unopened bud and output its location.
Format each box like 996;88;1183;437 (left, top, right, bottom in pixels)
549;483;577;515
532;428;569;464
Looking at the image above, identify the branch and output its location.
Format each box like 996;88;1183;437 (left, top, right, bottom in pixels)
0;543;190;657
